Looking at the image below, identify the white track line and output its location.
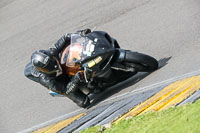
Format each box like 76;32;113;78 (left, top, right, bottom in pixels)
18;108;85;133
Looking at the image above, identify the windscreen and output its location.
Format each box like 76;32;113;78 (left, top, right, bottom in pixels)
66;33;95;67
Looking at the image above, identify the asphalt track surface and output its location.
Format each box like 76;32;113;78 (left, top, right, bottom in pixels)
1;0;200;132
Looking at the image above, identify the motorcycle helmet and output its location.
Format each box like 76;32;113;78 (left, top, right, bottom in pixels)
31;50;60;74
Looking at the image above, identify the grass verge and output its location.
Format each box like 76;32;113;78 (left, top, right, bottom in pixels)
81;99;200;133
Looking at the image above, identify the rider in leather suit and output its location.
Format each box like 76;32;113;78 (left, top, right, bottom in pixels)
24;29;91;108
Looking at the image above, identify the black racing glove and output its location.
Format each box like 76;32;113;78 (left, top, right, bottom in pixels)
65;72;81;94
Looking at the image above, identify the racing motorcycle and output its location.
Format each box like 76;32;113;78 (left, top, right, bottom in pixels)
49;31;158;97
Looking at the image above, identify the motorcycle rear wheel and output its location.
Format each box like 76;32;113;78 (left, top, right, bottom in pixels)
124;50;158;72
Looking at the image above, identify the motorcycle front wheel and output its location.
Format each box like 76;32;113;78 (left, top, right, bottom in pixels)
123;50;158;72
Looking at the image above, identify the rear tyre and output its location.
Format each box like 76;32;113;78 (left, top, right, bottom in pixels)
124;50;158;72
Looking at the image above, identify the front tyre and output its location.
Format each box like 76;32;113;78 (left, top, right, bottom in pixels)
124;50;158;72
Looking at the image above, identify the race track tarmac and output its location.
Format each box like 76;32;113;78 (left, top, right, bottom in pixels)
1;0;200;132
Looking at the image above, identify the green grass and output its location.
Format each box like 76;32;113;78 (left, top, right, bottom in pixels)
81;99;200;133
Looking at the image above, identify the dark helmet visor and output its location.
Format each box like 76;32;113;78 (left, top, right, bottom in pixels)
31;50;59;74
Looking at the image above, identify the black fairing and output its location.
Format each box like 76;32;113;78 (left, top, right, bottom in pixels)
83;31;119;78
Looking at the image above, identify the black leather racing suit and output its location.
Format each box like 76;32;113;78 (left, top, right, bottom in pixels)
24;29;91;108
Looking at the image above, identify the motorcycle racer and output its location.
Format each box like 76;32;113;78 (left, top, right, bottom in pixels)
24;29;91;108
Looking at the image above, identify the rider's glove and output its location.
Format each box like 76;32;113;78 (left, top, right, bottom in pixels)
65;72;81;94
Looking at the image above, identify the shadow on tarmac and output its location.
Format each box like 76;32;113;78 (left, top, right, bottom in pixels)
87;56;172;108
